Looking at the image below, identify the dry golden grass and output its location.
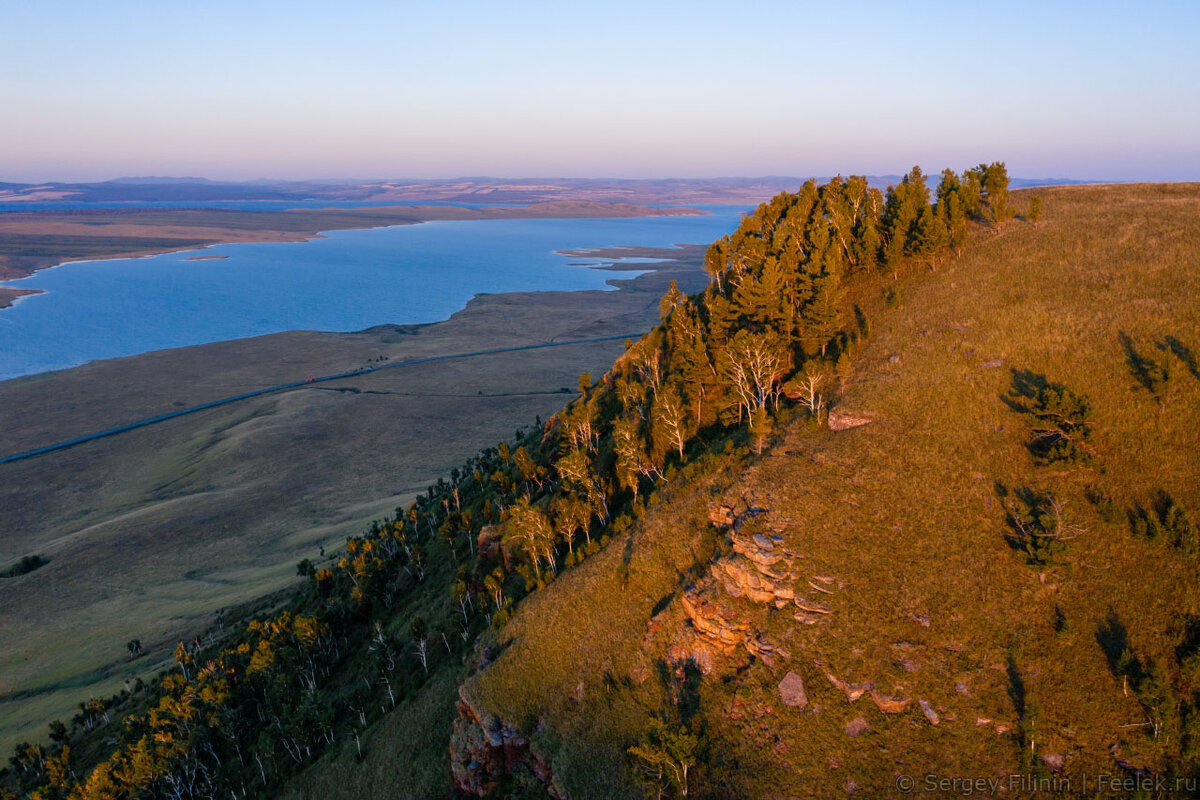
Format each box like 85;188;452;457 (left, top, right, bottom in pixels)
448;183;1200;797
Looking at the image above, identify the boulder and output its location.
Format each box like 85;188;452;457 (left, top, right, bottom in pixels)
918;698;940;725
779;671;808;708
828;411;873;431
844;717;869;737
1042;753;1064;772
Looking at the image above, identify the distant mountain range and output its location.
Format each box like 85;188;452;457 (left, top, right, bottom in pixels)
0;175;1099;206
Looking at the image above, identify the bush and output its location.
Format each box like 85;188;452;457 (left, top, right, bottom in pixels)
1007;372;1094;464
999;485;1081;565
1;555;48;578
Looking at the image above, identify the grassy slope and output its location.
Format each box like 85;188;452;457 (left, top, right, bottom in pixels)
432;183;1200;796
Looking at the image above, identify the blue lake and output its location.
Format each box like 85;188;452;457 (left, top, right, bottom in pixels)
0;208;748;381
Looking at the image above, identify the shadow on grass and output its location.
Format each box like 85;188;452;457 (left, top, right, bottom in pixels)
1000;368;1050;412
655;657;702;724
1006;655;1026;725
1162;335;1200;380
1095;608;1144;687
1119;331;1163;394
1174;615;1200;665
650;591;675;617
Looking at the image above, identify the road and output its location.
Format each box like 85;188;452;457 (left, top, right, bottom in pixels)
0;333;643;464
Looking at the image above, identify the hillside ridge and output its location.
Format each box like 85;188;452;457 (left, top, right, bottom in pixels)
7;176;1199;800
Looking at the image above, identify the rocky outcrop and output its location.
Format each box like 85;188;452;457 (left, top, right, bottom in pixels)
706;500;769;532
679;591;752;657
708;504;736;528
711;555;794;606
450;686;562;798
661;507;835;676
709;526;816;613
827;411;873;431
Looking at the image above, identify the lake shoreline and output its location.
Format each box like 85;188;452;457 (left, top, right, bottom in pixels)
0;208;743;382
0;239;711;750
0;201;706;309
0;242;709;388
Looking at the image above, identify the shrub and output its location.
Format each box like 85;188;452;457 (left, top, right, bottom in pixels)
999;485;1082;565
1006;371;1094;463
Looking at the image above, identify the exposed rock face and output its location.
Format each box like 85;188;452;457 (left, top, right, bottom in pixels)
658;507;822;674
449;686;561;798
779;671;808;708
679;591;752;657
710;526;810;612
706;500;768;532
712;555;794;605
708;504;735;528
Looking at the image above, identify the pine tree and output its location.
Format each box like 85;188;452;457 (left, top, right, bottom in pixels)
982;161;1011;225
881;166;930;266
911;205;950;265
732;254;790;333
944;192;968;251
962;167;984;218
851;211;882;272
800;265;844;356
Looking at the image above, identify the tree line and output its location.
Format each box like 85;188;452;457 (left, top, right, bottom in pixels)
4;164;1014;800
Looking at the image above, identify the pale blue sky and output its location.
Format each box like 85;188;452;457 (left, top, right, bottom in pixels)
3;0;1197;182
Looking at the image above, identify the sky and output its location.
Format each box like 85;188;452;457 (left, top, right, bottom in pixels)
3;0;1198;183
